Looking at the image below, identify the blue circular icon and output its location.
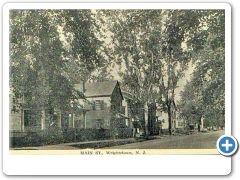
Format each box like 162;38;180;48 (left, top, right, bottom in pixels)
217;135;238;156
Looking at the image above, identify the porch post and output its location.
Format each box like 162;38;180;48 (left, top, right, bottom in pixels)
72;113;75;128
20;94;25;132
84;111;87;129
41;110;45;130
201;116;204;129
69;114;72;128
21;109;24;132
58;111;62;128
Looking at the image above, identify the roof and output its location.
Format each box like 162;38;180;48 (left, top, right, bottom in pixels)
122;90;142;103
117;113;130;119
122;91;134;100
75;80;122;98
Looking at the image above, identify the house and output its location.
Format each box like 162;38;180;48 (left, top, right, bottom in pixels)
156;100;178;132
122;91;160;136
122;91;145;135
9;80;129;132
72;80;128;130
175;115;185;129
9;91;23;132
9;90;63;133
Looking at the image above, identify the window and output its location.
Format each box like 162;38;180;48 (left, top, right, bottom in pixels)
12;98;16;104
11;97;20;113
75;120;82;129
178;122;183;127
24;110;37;127
95;119;104;129
93;100;104;110
111;104;116;111
11;105;17;113
121;106;126;114
111;101;121;112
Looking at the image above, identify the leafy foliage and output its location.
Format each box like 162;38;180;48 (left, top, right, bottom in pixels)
101;10;208;134
10;9;225;132
178;10;225;129
10;10;107;122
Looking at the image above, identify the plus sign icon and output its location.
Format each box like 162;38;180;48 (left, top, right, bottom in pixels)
217;135;238;156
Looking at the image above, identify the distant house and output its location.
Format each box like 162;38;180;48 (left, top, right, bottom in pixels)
121;91;144;136
72;81;129;129
122;91;159;136
156;100;178;132
122;91;144;120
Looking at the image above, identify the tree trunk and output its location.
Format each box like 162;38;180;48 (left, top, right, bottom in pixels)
144;102;149;136
198;115;202;132
167;105;172;135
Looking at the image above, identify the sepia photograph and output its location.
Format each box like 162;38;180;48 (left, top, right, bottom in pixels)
9;8;225;153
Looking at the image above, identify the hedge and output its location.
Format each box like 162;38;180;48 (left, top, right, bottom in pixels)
10;128;133;148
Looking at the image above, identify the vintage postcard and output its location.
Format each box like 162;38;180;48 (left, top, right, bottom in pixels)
3;2;232;175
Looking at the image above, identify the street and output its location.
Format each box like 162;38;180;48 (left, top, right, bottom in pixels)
11;130;224;150
105;130;224;149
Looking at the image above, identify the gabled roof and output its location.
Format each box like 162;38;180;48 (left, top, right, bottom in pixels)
75;80;122;98
122;90;134;100
122;90;142;103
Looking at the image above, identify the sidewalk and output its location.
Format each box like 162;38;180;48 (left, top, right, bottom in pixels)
10;137;138;150
11;135;162;150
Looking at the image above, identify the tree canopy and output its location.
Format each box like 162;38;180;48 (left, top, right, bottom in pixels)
100;9;214;134
10;10;108;121
10;9;225;132
178;10;225;129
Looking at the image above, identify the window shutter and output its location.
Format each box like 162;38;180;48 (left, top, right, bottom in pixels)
100;100;104;110
92;101;96;110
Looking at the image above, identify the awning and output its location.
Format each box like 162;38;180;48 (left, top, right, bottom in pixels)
117;113;130;119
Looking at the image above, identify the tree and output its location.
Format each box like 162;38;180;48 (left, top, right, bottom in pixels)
178;80;204;131
10;10;108;128
101;10;205;135
10;10;70;125
60;10;112;83
99;10;165;135
179;10;225;130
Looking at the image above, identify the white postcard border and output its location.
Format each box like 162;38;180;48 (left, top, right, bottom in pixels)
3;2;231;175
